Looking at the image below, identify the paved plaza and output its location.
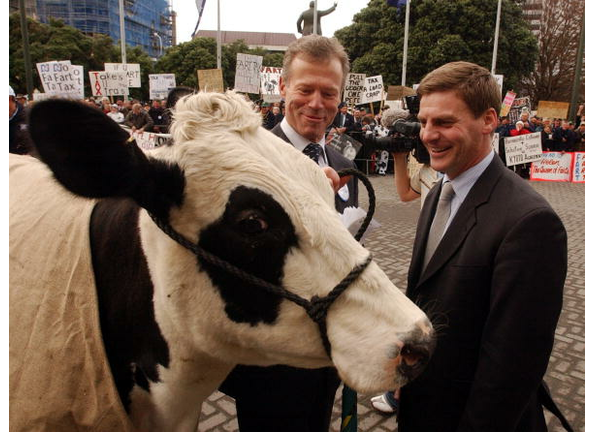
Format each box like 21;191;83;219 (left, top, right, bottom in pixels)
198;174;585;432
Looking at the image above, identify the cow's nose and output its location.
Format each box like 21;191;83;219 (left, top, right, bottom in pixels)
397;318;435;381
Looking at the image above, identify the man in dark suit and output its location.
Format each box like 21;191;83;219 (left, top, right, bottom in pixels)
397;61;567;432
220;35;357;431
331;101;356;137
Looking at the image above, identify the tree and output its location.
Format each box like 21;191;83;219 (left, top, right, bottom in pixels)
334;0;538;92
518;0;584;105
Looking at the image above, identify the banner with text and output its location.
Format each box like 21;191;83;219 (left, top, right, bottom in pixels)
197;68;224;92
234;53;263;94
149;73;176;99
36;60;84;99
504;132;542;166
343;73;366;107
105;63;141;87
260;66;282;102
572;152;585;183
530;152;573;182
360;75;384;104
88;70;129;97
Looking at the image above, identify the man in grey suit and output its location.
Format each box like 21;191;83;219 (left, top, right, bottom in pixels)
220;35;357;431
397;61;568;431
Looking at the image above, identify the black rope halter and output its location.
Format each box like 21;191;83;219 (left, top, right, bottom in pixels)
148;168;376;359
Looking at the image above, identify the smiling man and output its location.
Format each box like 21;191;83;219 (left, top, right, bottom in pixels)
397;61;569;431
219;35;358;432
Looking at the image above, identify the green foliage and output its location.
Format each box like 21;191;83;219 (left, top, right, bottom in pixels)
334;0;538;92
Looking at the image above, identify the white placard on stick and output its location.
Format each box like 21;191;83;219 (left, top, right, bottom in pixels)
89;71;129;97
234;53;263;94
343;73;366;107
36;60;84;99
504;132;543;166
360;75;384;104
105;63;141;87
149;74;176;100
260;66;282;102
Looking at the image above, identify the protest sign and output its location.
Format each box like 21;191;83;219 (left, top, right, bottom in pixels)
343;73;366;106
386;85;415;100
105;63;141;88
499;90;516;117
89;70;129;97
36;61;85;99
360;75;384;104
537;100;569;120
197;68;224;92
234;53;263;94
572;152;585;183
326;134;363;161
491;133;500;154
508;96;531;123
530;152;572;182
260;66;282;102
149;74;176;99
121;126;171;150
504;132;542;166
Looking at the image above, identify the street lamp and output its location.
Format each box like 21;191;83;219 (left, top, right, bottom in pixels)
153;31;163;57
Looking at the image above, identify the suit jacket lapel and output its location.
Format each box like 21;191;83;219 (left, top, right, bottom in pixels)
410;156;506;291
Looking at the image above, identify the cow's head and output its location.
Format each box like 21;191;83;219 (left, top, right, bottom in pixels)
28;92;433;393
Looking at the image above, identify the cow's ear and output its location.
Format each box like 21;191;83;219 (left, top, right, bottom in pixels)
29;99;185;220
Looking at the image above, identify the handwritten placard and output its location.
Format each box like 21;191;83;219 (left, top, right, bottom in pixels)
88;70;129;97
260;66;282;102
197;68;224;93
504;132;542;166
234;53;263;94
360;75;384;104
530;152;572;182
149;73;176;100
572;152;585;183
36;61;84;99
105;63;141;87
343;73;366;107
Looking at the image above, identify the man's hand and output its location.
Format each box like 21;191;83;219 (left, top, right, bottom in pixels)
323;166;351;192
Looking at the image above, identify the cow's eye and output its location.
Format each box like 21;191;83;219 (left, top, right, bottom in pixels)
235;210;268;234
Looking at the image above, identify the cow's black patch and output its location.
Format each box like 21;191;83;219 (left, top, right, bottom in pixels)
198;187;298;325
90;199;170;411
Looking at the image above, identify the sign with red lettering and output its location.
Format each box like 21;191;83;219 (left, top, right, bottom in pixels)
530;152;573;182
572;152;585;183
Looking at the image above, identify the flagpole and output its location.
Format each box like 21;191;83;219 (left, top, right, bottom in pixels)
491;0;502;74
216;0;221;69
401;0;411;86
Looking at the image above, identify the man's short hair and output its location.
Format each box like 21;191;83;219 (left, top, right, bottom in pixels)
417;61;500;118
282;35;350;88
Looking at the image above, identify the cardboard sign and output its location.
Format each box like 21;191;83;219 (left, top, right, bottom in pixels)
572;152;585;183
360;75;384;104
508;96;531;123
504;132;542;166
343;73;366;106
104;63;141;88
530;152;572;182
197;68;224;93
386;85;416;100
148;74;176;100
537;101;570;120
36;61;84;99
260;66;282;102
500;90;516;117
88;70;129;97
234;53;263;94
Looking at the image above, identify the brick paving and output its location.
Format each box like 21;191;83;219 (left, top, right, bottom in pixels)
198;175;585;432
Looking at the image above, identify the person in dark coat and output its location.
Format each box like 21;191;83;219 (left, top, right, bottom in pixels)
398;61;567;432
219;35;356;432
9;86;30;155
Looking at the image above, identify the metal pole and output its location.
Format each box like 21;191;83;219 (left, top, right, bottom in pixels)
491;0;502;74
313;0;318;35
216;0;221;69
119;0;128;101
568;13;584;122
18;0;34;98
401;0;411;86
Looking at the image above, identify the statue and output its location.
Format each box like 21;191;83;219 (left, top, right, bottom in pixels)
297;1;338;36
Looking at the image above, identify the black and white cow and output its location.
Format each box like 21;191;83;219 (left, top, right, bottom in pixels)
10;91;434;431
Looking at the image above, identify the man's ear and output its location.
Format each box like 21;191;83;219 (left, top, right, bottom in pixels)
279;76;287;99
483;108;498;134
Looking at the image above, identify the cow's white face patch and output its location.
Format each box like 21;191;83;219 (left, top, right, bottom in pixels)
139;91;433;393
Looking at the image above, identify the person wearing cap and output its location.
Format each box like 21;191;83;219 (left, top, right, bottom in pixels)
260;102;275;130
106;104;124;124
510;120;531;136
9;86;30;155
16;94;28;107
